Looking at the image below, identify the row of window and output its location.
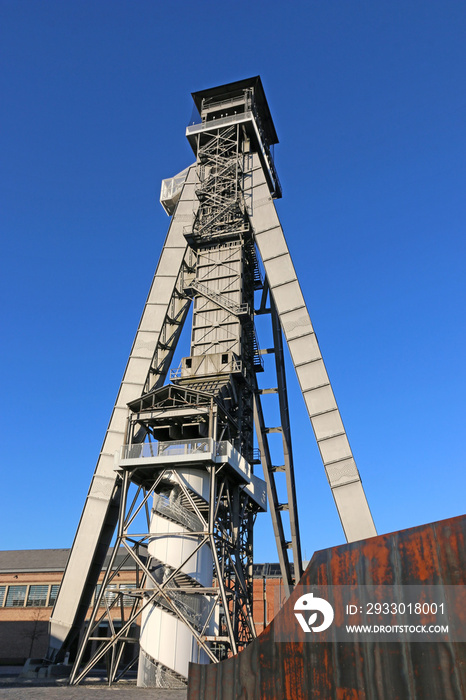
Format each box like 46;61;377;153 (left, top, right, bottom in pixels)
0;583;138;609
0;584;60;608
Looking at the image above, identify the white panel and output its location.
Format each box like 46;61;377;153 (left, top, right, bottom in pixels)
250;167;273;194
101;430;126;456
117;381;145;406
123;356;151;384
174;196;195;214
172;622;194;676
251;202;277;230
132;331;159;358
303;385;338;416
147;274;179;301
86;452;115;478
140;609;173;672
138;304;167;333
158;245;188;272
326;457;359;487
288;333;321;366
311;409;345;441
106;406;129;434
318;433;352;464
332;480;377;541
263;254;296;288
279;307;314;340
296;359;329;392
271;280;305;314
88;474;116;500
254;226;288;259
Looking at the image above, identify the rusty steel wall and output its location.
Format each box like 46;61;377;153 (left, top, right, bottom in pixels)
188;514;466;699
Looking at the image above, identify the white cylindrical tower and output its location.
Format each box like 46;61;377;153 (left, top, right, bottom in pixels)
137;467;213;687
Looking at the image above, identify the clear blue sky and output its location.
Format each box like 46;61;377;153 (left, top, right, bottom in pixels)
1;0;465;564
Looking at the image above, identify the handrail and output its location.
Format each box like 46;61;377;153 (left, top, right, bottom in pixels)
186;111;281;198
188;279;249;317
202;93;250;112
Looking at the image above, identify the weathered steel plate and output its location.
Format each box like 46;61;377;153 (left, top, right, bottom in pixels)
188;514;466;699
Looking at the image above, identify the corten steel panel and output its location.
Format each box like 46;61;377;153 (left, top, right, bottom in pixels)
188;514;466;699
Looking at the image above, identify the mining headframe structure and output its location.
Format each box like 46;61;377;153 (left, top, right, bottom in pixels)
48;76;378;689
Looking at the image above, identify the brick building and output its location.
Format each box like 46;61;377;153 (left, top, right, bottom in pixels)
0;550;287;665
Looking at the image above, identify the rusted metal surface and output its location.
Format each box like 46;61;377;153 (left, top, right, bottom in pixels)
188;514;466;699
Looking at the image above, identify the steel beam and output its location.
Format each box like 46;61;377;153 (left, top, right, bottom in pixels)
49;165;199;658
246;153;376;543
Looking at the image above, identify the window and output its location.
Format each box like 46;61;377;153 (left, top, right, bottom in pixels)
95;584;117;606
49;585;60;607
5;585;27;607
27;585;49;607
104;585;117;605
0;583;61;608
119;584;135;607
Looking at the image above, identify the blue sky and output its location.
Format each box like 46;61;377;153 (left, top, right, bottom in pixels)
1;0;465;564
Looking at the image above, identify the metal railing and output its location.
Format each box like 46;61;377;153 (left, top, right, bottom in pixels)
169;358;243;381
186;111;252;134
122;439;245;460
186;109;282;198
169;366;182;380
121;439;213;460
154;587;209;631
153;493;204;533
121;440;255;477
202;94;250;114
160;167;190;202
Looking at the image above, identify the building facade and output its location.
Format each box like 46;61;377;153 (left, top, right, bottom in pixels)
0;549;286;666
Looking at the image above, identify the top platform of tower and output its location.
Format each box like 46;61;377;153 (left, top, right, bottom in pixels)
187;76;282;199
191;76;278;146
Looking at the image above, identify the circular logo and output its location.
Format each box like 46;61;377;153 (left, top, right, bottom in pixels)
294;592;334;633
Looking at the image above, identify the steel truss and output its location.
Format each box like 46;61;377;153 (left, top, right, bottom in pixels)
144;248;196;394
69;456;257;686
192;124;247;241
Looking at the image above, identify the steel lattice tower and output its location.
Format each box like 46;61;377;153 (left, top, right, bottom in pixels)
48;77;376;688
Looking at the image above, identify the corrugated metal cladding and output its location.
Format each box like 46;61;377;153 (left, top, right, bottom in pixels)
188;514;466;700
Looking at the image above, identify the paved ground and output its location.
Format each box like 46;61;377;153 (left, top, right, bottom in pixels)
0;689;187;700
0;672;188;700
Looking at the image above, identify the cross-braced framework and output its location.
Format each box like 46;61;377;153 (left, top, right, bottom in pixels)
144;249;196;395
69;440;259;687
192;124;248;242
51;78;376;688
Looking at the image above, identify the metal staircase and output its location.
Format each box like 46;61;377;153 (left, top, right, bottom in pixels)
187;278;249;317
